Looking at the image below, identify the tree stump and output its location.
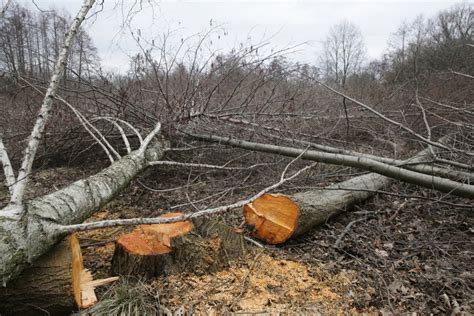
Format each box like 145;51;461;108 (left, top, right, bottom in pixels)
0;234;118;316
111;213;246;278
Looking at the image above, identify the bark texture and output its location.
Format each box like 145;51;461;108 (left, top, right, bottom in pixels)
244;173;391;244
0;143;165;286
292;173;389;237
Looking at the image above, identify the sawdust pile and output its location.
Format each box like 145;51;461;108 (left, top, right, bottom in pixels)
152;252;365;314
78;211;370;314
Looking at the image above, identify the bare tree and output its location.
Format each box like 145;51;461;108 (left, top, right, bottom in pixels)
320;20;366;87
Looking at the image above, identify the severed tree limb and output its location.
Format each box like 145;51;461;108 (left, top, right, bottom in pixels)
10;0;96;206
242;135;472;245
207;115;473;181
189;133;474;199
265;133;473;182
148;160;270;170
244;173;392;244
451;70;474;79
0;137;15;196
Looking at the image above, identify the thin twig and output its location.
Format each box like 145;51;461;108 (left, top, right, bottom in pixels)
334;218;365;249
312;77;473;157
10;0;96;206
54;161;317;233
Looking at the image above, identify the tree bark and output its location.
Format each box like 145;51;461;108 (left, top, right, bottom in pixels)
0;234;117;315
242;139;464;244
244;173;390;244
0;142;165;286
0;234;118;315
0;235;81;315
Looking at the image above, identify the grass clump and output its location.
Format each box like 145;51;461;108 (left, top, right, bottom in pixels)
79;278;160;316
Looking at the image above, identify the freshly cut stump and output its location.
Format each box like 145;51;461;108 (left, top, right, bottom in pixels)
0;234;118;316
111;212;193;278
244;173;391;244
112;213;246;278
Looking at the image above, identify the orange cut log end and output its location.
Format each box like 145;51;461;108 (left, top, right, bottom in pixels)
116;212;193;255
243;193;300;244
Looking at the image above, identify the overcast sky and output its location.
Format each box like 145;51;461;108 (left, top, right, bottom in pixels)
17;0;467;72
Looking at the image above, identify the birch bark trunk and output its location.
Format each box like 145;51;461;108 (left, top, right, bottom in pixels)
0;143;165;286
191;134;474;199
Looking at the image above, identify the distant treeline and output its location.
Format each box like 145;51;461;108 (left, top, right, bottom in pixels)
0;3;99;82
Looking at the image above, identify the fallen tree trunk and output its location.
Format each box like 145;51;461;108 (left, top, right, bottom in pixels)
191;134;474;199
0;234;117;315
244;173;390;244
0;142;165;286
206;116;473;182
240;136;471;244
112;213;246;278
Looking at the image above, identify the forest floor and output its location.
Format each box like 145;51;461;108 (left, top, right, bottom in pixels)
1;161;472;315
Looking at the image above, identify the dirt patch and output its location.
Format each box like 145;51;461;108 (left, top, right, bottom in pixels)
3;163;471;314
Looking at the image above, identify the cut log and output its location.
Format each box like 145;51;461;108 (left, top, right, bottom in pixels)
244;173;391;244
112;213;246;278
0;234;118;315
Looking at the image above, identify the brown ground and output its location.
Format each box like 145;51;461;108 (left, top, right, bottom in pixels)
1;162;472;315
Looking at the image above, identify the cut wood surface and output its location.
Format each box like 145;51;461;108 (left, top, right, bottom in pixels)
112;213;246;278
0;234;117;315
112;212;193;277
244;173;391;244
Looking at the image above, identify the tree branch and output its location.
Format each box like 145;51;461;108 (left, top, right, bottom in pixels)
312;78;473;157
53;161;317;233
10;0;96;206
0;0;12;18
190;133;474;199
0;137;15;196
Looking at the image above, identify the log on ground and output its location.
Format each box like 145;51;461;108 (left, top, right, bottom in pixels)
244;173;391;244
112;213;246;278
0;234;118;316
